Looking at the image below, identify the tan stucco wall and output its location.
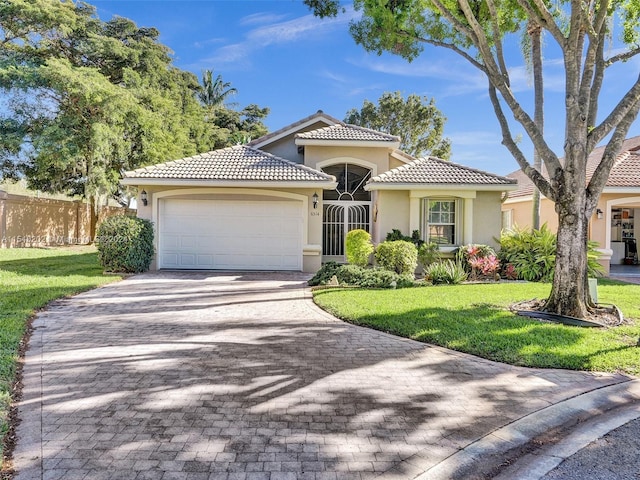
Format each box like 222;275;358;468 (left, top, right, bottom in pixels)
135;186;323;273
0;191;132;247
472;191;504;250
372;190;410;244
503;197;558;232
303;145;391;175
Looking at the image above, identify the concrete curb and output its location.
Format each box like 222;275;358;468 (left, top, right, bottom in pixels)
414;379;640;480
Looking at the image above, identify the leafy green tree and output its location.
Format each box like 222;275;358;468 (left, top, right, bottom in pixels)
211;104;270;146
305;0;640;318
0;0;223;236
345;91;451;158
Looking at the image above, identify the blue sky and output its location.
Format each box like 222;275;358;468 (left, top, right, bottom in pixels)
91;0;640;176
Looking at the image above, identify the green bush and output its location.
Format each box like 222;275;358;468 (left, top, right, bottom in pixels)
385;229;424;247
417;242;440;270
498;224;603;282
308;263;416;288
96;215;154;273
425;260;468;285
308;261;342;286
345;229;374;267
374;240;418;275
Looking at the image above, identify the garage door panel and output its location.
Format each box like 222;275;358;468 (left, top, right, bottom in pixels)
159;198;303;270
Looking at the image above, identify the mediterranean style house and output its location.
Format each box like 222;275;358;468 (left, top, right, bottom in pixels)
502;135;640;274
122;111;517;272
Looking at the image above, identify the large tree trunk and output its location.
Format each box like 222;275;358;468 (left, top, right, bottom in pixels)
544;165;590;318
88;197;98;244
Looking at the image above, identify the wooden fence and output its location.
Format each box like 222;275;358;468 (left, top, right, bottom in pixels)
0;191;134;247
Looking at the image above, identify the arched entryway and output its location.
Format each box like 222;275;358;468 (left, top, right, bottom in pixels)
320;163;372;262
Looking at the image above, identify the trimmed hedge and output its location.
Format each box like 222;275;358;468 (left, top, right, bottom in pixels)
374;240;418;275
96;215;154;273
345;229;374;267
308;262;415;289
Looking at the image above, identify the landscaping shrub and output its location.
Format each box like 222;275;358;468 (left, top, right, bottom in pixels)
308;261;342;286
385;228;424;247
308;263;416;288
498;224;603;282
455;244;500;280
424;260;468;285
374;240;418;275
96;215;154;273
417;242;440;270
345;229;374;267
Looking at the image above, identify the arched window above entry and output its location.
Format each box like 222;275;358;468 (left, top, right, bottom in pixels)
321;163;372;201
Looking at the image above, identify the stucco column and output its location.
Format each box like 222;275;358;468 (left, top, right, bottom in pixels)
409;197;421;235
463;197;473;245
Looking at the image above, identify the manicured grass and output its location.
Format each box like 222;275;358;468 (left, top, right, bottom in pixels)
0;247;121;462
313;280;640;375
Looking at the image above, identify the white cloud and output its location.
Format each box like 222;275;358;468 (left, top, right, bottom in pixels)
239;12;289;26
195;6;360;71
193;37;225;49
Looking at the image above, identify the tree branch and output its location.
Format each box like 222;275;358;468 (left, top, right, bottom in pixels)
588;73;640;147
486;0;509;82
587;23;607;131
429;0;476;41
586;105;640;212
405;32;487;72
516;0;565;44
488;84;556;201
606;47;640;66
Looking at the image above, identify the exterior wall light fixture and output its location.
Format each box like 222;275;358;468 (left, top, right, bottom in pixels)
312;192;319;209
141;190;148;207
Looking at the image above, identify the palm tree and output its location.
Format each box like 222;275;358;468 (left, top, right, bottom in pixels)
198;69;237;108
527;21;544;229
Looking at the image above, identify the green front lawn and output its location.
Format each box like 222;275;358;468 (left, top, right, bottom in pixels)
0;247;121;463
313;280;640;375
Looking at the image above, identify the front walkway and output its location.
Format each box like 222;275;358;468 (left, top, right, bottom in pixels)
12;272;629;480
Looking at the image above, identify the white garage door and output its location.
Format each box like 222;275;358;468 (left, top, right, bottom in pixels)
159;198;303;270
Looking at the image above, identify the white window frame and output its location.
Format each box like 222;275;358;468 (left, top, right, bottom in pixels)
421;198;462;247
502;209;513;232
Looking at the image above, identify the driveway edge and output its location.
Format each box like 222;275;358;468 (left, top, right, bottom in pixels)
412;379;640;480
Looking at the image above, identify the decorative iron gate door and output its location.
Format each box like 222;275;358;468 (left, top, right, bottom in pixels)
322;201;371;261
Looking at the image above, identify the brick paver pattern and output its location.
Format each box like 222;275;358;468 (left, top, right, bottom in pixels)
13;272;629;480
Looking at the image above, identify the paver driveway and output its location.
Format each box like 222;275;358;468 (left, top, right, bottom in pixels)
13;271;628;480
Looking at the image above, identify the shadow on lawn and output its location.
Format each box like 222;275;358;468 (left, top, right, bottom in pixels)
313;289;639;372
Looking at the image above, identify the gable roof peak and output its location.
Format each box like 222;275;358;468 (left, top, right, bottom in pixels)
296;122;400;143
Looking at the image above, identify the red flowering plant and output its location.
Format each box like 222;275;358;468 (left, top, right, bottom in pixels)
456;244;501;281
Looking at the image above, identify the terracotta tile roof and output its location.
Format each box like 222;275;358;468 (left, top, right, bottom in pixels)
368;156;517;185
296;123;400;143
123;145;334;182
506;135;640;198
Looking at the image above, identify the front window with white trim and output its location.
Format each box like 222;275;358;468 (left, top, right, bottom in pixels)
422;198;460;246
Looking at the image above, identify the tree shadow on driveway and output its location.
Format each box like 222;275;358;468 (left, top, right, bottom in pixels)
12;272;629;479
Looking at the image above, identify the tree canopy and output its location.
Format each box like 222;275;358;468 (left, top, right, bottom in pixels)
345;91;451;159
306;0;640;318
0;0;269;211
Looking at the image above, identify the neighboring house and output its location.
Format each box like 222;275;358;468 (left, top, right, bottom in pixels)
502;135;640;274
122;111;517;272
